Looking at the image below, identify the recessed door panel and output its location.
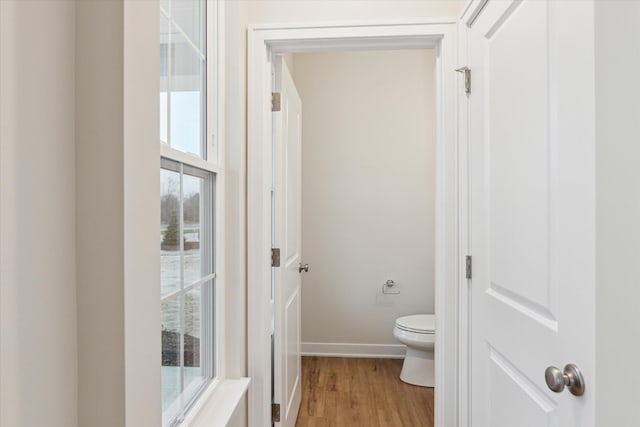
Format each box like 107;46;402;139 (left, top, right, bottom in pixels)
487;0;553;318
488;348;556;427
285;289;300;417
285;101;301;267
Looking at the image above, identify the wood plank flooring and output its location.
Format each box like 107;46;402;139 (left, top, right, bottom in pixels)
296;356;434;427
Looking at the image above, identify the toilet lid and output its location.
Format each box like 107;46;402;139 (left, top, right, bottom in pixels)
395;314;435;334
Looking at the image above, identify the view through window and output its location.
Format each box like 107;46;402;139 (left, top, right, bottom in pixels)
160;1;215;425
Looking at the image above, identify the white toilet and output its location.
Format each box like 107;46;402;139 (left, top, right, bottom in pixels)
393;314;435;387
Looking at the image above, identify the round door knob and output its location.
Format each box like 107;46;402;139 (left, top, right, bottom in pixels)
544;364;585;396
298;263;309;273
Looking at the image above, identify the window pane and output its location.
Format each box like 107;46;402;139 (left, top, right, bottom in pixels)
160;0;212;423
161;296;181;424
170;26;205;158
160;14;170;145
172;0;205;52
160;164;214;426
183;172;205;285
161;168;181;298
183;286;205;398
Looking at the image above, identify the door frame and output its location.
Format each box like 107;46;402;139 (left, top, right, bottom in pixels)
247;20;466;427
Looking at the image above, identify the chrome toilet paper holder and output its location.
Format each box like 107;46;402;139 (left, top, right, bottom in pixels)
382;279;400;295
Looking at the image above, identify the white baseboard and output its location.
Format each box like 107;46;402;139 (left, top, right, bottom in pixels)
301;342;406;359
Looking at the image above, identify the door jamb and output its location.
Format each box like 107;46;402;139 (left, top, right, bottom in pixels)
247;20;465;427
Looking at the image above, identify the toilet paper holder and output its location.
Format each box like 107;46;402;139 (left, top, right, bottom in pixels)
382;279;400;295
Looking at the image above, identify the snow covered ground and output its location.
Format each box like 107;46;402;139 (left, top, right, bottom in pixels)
160;248;203;336
160;236;210;415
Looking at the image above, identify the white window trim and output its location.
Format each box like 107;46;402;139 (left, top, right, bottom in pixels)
161;144;221;175
161;1;249;426
181;378;250;427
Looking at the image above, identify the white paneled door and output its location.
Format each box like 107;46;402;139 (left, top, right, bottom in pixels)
467;1;596;426
273;56;302;427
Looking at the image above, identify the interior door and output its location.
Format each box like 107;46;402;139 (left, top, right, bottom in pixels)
467;1;596;426
273;56;302;427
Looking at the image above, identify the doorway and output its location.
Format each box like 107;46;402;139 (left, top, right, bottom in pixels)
285;48;438;425
248;21;462;427
290;49;437;364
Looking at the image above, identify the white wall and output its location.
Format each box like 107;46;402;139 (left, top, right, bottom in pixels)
247;0;464;24
223;1;251;425
75;2;125;424
123;2;163;425
0;1;78;426
594;1;640;425
224;0;249;380
291;50;436;351
1;1;161;425
76;1;161;425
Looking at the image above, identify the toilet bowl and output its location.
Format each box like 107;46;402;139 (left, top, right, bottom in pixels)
393;314;435;387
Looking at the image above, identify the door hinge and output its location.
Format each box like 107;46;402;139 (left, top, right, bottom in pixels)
466;255;472;279
272;92;281;112
272;403;281;423
455;67;471;94
271;248;281;267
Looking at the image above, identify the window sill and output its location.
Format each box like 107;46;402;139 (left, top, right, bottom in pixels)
182;377;251;427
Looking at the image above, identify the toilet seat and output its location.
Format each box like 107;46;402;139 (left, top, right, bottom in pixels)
395;314;435;334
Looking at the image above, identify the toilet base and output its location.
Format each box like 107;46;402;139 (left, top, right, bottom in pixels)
400;347;435;387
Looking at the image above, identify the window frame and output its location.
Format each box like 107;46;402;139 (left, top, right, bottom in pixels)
159;0;225;425
160;160;216;426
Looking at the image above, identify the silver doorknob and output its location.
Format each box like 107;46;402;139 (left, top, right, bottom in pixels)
544;364;585;396
298;263;309;273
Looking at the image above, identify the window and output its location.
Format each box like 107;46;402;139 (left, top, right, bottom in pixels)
160;0;218;425
160;0;206;158
160;161;215;425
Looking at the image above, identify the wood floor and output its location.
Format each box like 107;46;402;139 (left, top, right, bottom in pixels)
296;356;434;427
